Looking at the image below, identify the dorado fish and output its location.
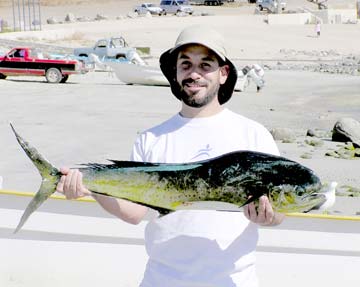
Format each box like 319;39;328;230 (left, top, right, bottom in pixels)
11;124;336;233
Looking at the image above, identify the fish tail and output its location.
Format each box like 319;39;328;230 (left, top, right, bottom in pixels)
10;123;60;233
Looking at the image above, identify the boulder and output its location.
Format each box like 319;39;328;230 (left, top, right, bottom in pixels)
47;17;58;24
77;16;91;22
65;13;76;22
144;11;152;18
332;117;360;147
270;128;296;143
127;12;138;19
95;14;108;21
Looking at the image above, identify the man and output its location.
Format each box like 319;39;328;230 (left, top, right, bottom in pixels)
242;64;264;92
57;25;284;286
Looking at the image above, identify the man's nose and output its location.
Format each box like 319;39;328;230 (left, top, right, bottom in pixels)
188;67;202;79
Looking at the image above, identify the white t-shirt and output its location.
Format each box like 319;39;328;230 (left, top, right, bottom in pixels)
131;108;279;287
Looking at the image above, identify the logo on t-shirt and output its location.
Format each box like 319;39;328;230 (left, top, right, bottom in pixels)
191;144;212;161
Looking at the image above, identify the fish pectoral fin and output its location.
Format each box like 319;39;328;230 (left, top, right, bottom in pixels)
239;193;263;208
153;207;173;216
135;201;173;216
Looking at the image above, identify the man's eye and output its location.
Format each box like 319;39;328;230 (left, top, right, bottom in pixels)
200;63;211;69
180;62;191;69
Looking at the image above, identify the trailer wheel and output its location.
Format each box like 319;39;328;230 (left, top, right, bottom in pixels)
60;75;69;83
0;73;6;79
46;68;62;83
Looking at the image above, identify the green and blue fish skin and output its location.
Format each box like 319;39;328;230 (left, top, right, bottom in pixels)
11;124;328;233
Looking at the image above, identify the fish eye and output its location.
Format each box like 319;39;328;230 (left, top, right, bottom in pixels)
296;188;305;197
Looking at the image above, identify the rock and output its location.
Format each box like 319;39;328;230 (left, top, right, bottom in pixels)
65;13;76;23
77;16;91;22
144;12;152;18
32;19;41;25
332;117;360;147
300;152;312;159
47;17;58;24
270;128;296;143
95;14;108;21
305;138;324;147
0;19;9;28
176;12;188;17
127;12;138;18
306;129;329;138
306;129;316;137
325;150;340;158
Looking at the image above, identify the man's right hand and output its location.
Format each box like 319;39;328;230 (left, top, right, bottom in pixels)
56;167;91;199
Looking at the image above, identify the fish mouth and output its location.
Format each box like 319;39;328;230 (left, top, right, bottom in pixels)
308;182;337;211
270;184;329;213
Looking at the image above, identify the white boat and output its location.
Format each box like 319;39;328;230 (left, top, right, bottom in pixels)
106;60;250;91
1;189;359;287
107;61;170;86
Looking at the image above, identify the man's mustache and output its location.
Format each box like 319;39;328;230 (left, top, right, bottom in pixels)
181;79;206;86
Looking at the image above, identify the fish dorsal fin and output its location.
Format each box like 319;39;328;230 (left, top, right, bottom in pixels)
83;160;201;172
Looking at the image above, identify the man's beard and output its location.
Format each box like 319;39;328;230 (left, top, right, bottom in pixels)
176;79;220;108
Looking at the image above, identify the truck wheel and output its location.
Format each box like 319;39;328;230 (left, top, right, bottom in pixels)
60;75;69;83
116;55;126;60
0;73;6;79
46;68;62;83
79;54;88;58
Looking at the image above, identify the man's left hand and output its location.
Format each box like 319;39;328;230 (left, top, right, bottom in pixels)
244;195;285;226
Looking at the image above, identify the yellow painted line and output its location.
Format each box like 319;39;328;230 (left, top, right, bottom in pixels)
0;189;96;203
286;212;360;221
1;189;359;221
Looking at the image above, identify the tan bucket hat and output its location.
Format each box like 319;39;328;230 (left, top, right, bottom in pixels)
159;25;238;105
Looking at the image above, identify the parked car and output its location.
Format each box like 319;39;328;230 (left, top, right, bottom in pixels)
0;47;88;83
256;0;286;13
134;3;166;15
73;37;136;60
160;0;194;14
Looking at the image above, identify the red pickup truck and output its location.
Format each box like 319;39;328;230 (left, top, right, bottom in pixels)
0;47;88;83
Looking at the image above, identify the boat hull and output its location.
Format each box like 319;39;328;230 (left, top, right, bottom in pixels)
107;62;169;86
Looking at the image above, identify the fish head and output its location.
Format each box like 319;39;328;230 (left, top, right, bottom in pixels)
268;181;336;213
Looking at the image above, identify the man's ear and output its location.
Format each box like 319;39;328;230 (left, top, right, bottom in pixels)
219;65;230;85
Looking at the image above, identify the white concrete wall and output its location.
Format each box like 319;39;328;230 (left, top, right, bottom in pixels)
267;9;357;25
267;12;312;25
326;8;358;23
